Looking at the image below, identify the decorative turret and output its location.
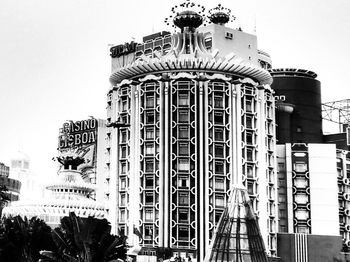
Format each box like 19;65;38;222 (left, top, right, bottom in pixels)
208;4;235;25
57;151;85;170
48;149;95;200
165;0;206;32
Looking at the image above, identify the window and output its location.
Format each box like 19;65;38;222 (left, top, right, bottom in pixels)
225;32;233;39
246;132;254;145
214;128;224;141
215;177;225;190
178;226;189;240
120;178;126;190
214;95;224;108
279;209;287;218
215;161;224;173
144;225;153;240
120;209;126;222
295;194;308;204
214;112;224;124
179;126;189;139
278;195;286;202
178;93;189;106
178;176;188;188
145;193;153;204
145;159;154;172
215;144;224;157
178;159;190;171
146;128;154;139
120;194;126;206
179;192;189;205
121;162;127;174
294;177;307;188
119;226;125;236
145;177;154;188
121;100;128;111
247;182;254;195
145;209;153;221
121;146;127;158
294;162;307;172
247;149;254;161
179;143;189;155
246;100;253;112
278;179;286;187
297;226;309;234
247;165;254;178
146;112;155;124
146;94;155;108
295;210;309;220
215;195;225;207
145;143;155;155
215;211;223;223
179;110;189;122
121;131;127;143
179;209;189;222
278;163;285;172
204;37;212;50
246;116;253;129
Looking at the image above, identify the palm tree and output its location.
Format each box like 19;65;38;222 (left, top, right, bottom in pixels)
0;215;56;262
40;212;127;262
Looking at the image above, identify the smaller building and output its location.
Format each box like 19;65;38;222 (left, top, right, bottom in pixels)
9;151;43;201
3;150;105;227
0;162;9;177
0;162;21;216
276;143;342;260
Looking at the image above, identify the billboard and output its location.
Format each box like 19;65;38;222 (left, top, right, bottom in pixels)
58;119;98;172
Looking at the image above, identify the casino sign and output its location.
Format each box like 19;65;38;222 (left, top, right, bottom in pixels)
58;119;97;149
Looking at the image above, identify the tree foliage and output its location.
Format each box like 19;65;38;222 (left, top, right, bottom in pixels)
40;212;127;262
0;215;56;262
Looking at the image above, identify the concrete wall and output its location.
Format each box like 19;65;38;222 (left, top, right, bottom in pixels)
198;24;259;66
278;233;343;262
308;144;339;235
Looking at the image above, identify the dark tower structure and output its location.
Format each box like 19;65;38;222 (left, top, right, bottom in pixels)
269;68;323;143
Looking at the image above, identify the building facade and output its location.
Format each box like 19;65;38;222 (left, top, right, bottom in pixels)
105;3;278;260
271;69;350;260
276;143;339;235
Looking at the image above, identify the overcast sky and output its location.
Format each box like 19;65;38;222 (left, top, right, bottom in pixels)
0;0;349;179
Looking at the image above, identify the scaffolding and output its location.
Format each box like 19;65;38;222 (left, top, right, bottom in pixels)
322;99;350;132
204;186;269;262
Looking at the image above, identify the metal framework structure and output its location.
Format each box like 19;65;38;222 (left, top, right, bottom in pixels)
322;99;350;132
204;186;269;262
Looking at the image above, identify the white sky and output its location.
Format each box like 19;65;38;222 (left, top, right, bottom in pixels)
0;0;349;179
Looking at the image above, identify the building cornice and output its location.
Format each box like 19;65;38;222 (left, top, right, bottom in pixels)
110;56;272;86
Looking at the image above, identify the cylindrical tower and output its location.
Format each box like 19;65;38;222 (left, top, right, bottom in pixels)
269;68;322;144
106;3;278;260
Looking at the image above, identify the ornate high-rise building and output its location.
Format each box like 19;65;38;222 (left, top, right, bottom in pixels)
105;2;277;260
